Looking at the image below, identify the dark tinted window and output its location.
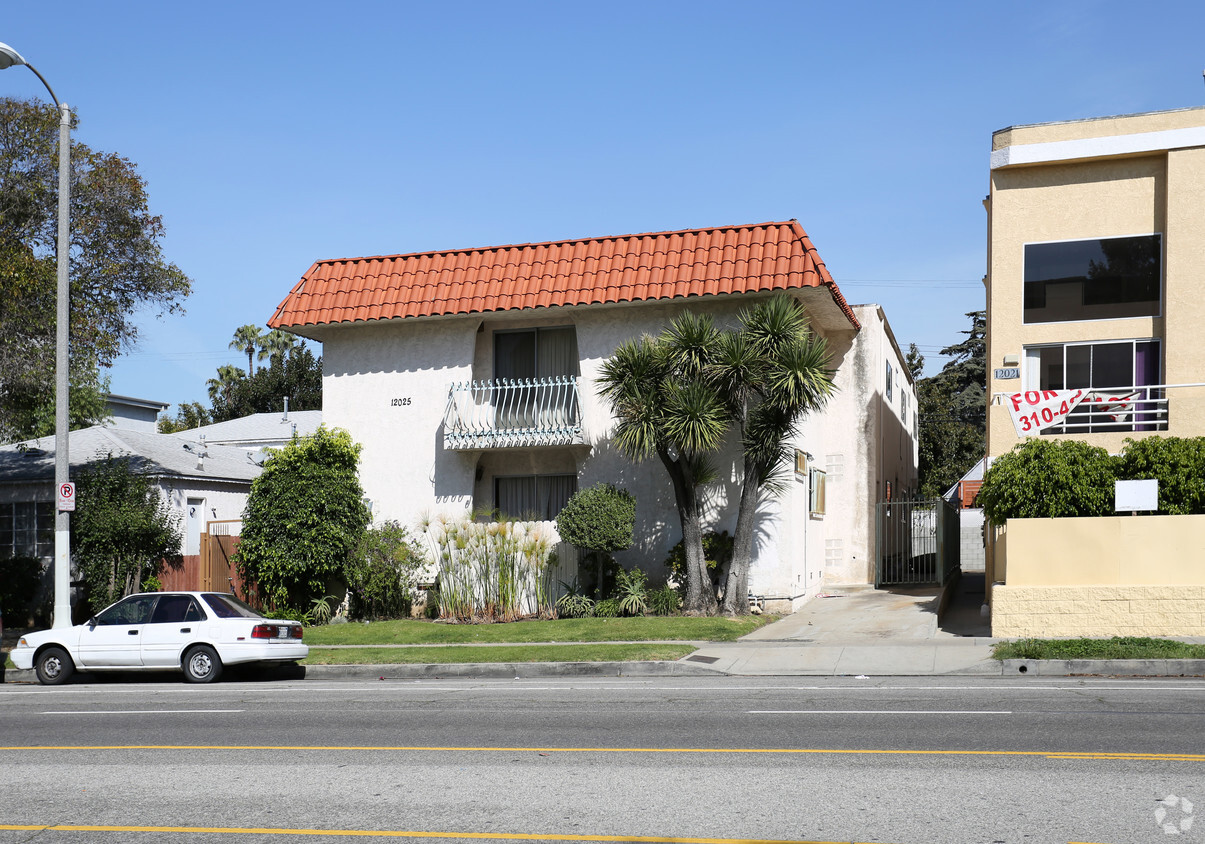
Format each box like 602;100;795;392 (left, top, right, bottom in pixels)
202;593;264;619
1024;235;1160;323
95;595;157;626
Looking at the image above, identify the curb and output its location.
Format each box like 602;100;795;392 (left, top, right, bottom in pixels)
6;658;1205;683
999;658;1205;677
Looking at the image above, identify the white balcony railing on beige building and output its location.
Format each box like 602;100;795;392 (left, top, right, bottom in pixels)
443;376;584;450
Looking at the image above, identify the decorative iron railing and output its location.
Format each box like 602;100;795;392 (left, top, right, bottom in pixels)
443;376;584;449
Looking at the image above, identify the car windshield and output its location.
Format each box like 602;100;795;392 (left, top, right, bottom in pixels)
201;593;265;619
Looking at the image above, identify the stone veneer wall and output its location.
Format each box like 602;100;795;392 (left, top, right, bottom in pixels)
992;584;1205;637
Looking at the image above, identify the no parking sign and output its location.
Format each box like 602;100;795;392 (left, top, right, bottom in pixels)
57;481;75;512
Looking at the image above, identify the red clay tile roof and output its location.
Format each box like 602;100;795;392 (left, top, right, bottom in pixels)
269;220;858;331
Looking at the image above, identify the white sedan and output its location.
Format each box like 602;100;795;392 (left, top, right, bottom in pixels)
11;591;308;685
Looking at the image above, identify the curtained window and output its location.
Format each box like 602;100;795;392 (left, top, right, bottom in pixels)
494;474;577;521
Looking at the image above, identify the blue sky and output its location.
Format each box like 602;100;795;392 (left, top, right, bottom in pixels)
4;1;1204;415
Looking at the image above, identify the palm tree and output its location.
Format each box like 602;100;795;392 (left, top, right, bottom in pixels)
257;329;300;369
597;313;729;615
229;325;263;375
706;296;834;614
206;364;245;405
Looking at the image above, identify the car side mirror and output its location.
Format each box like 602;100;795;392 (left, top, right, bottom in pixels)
87;617;97;630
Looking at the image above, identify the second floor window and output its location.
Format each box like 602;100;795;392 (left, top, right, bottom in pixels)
1024;234;1161;324
1025;339;1162;433
494;326;578;381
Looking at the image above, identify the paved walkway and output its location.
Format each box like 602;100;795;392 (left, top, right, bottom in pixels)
679;573;1002;676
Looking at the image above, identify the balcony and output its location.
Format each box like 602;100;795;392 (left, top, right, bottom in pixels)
1044;385;1168;434
443;376;584;450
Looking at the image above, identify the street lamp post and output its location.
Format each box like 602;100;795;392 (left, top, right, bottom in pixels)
0;42;73;628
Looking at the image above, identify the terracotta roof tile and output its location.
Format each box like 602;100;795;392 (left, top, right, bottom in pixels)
269;220;858;331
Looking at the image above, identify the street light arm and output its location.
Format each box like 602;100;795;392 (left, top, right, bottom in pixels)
24;61;61;108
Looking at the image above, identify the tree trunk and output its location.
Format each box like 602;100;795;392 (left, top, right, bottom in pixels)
659;449;716;615
721;461;760;615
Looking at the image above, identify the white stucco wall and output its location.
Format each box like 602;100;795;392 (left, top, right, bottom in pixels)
314;293;914;608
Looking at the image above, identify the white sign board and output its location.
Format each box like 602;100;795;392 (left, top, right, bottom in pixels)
1115;479;1158;512
57;481;76;512
1005;389;1086;436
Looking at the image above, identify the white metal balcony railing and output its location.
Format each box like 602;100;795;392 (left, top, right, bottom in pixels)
1049;386;1168;434
443;376;584;450
993;383;1198;435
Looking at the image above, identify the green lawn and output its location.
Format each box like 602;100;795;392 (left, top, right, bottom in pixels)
993;637;1205;661
304;643;698;665
303;614;775;646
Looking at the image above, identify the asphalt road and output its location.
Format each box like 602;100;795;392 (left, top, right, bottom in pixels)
2;676;1203;844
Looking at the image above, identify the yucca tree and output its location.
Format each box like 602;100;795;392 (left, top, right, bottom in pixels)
257;329;301;368
230;324;263;375
707;295;835;614
597;313;728;614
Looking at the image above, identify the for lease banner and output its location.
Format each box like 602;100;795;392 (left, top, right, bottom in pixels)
1006;389;1086;435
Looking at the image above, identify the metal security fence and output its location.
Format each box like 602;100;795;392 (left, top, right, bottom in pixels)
875;497;960;587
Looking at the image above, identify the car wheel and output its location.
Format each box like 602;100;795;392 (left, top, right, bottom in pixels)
278;662;306;681
36;646;75;686
183;645;223;684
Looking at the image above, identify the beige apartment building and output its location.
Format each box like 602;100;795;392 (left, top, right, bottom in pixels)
985;106;1205;636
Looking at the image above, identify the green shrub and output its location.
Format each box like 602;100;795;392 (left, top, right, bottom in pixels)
594;598;621;618
555;484;636;553
555;582;596;619
348;521;425;620
1116;436;1205;514
614;568;648;617
0;556;43;627
663;531;732;595
647;583;681;616
979;439;1115;524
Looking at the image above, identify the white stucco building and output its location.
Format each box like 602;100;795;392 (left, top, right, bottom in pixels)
270;221;916;610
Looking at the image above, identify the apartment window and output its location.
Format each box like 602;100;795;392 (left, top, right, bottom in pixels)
885;361;893;402
808;468;826;516
1023;234;1161;323
0;501;54;559
494;474;577;521
1024;339;1162;433
494;326;578;381
901;392;909;426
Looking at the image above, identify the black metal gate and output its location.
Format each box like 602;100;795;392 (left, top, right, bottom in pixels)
875;496;960;587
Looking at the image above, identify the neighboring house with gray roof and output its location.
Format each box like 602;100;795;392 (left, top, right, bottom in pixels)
170;409;322;452
0;426;262;581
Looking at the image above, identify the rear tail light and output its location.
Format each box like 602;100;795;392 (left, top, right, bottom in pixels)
252;624;301;639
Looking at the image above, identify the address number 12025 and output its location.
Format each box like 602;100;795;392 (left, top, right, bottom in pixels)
390;398;412;407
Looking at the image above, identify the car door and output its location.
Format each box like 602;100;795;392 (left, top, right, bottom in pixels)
141;594;207;667
77;594;157;667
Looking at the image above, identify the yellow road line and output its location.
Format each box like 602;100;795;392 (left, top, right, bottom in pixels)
1;744;1202;762
0;825;873;844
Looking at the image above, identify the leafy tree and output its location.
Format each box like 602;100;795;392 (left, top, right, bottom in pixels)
0;98;191;442
211;346;322;422
258;329;302;368
555;483;636;598
916;310;986;497
157;401;213;434
706;296;834;614
598;315;728;615
229;325;263;375
206;364;246;406
71;455;183;613
978;438;1115;524
347;520;425;620
234;426;370;611
1116;436;1205;515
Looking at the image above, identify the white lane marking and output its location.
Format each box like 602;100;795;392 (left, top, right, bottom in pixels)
748;709;1013;715
41;709;245;715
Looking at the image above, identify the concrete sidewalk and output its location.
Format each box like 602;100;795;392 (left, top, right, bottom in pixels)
6;574;1205;681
